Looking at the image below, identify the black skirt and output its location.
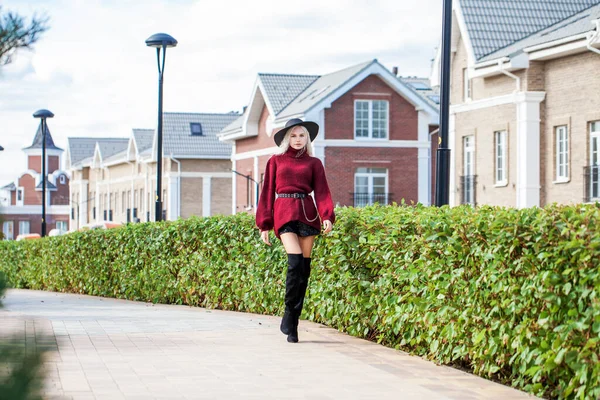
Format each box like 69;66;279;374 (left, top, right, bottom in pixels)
278;220;320;237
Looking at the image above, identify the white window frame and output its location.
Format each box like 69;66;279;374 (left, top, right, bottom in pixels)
463;68;471;102
590;122;600;201
354;168;389;207
494;130;508;186
2;221;14;240
354;100;389;140
19;221;30;235
17;187;24;207
555;125;569;182
56;221;67;232
59;175;66;184
463;136;475;205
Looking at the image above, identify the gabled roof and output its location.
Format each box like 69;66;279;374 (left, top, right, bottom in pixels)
35;178;57;190
459;0;600;61
258;74;320;115
277;60;374;119
162;112;238;158
67;138;100;166
23;124;63;151
97;139;129;160
479;2;600;61
132;129;154;153
1;182;16;191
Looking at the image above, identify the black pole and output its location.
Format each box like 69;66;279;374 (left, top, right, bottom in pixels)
41;118;47;237
435;0;453;206
155;46;165;222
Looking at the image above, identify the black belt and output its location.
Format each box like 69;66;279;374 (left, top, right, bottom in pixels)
278;193;307;199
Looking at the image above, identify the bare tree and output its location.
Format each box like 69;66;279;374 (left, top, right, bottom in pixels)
0;6;49;66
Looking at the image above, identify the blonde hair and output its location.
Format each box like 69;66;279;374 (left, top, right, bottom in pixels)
277;125;314;156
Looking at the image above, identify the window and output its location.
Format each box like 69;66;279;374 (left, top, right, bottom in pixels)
190;123;203;136
463;68;471;101
354;100;388;139
589;122;600;201
2;221;14;240
19;221;30;235
17;188;24;206
495;131;507;185
555;126;569;181
122;192;126;212
462;136;476;205
56;221;67;232
353;168;388;207
59;175;66;184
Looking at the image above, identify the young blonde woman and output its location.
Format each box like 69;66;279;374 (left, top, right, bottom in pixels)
256;118;335;343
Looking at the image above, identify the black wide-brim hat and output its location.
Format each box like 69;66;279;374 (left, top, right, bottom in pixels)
273;118;319;146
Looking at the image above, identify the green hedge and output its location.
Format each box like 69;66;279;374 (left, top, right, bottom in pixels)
1;204;599;399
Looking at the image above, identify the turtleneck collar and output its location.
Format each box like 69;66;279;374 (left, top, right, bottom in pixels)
285;146;308;158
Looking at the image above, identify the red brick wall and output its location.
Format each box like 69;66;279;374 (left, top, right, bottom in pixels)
10;191;16;206
324;75;418;141
235;158;255;212
28;155;41;173
19;174;41;205
0;214;69;238
48;156;60;174
236;105;276;154
52;174;70;205
325;147;418;207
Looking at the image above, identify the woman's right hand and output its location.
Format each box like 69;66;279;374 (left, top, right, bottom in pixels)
260;230;271;246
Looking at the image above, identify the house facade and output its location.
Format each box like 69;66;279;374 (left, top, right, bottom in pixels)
0;124;70;239
437;0;600;207
218;60;440;215
66;112;239;229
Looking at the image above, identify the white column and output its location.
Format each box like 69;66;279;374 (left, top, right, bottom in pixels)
417;111;430;205
168;177;178;221
80;180;88;227
95;180;100;223
202;176;212;217
448;113;456;207
515;92;546;208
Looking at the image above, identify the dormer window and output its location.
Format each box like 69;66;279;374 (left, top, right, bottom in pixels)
190;123;203;136
59;175;66;184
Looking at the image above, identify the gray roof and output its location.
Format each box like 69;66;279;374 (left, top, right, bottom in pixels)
132;129;154;153
97;139;129;159
278;60;374;119
259;74;319;115
399;77;440;109
220;114;245;135
1;182;16;191
36;178;57;190
480;2;600;61
163;112;239;157
68;137;100;165
24;124;63;151
460;0;600;61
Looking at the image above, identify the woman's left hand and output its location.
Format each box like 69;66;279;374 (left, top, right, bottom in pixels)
323;220;333;234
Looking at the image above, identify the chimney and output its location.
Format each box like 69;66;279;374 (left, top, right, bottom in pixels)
392;66;398;76
242;106;248;114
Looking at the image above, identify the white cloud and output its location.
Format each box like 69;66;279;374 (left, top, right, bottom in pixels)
0;0;442;185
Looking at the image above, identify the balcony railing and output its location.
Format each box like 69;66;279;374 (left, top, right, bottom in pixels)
351;192;392;207
584;166;600;203
460;175;477;205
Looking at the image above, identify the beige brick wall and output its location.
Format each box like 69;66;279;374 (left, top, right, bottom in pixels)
179;159;230;173
454;104;517;206
542;51;600;205
180;177;203;218
211;177;232;216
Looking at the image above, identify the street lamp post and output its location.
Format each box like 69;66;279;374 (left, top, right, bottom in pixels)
33;109;54;237
145;33;177;222
434;0;453;206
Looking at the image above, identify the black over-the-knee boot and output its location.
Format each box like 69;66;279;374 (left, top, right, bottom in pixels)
281;253;303;338
287;257;312;343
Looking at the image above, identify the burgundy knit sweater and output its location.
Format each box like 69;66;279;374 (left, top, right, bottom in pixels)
256;147;335;238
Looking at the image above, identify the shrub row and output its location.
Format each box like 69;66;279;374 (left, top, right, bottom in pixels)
1;204;599;399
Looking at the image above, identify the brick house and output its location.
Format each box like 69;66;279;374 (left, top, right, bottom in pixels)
436;0;600;207
66;112;239;229
218;59;440;215
0;124;70;239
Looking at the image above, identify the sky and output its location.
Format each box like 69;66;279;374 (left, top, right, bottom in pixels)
0;0;443;187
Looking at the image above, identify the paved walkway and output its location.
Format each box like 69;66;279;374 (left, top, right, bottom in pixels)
0;289;537;400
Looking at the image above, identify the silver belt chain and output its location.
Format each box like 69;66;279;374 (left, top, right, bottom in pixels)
301;196;320;222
